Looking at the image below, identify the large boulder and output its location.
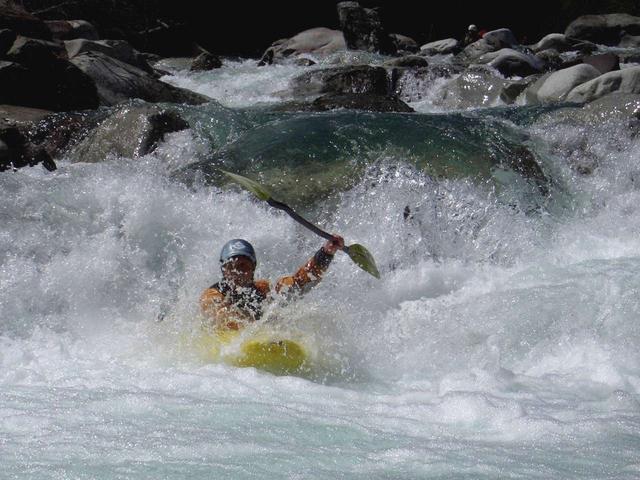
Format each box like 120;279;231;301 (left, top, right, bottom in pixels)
0;3;51;40
68;104;189;163
565;14;640;46
456;28;519;64
258;27;346;65
45;20;99;41
390;33;418;53
420;38;460;55
478;48;544;77
336;1;396;54
582;53;620;74
6;35;67;65
0;105;56;171
70;51;210;106
566;66;640;103
65;38;155;75
190;51;222;71
289;65;389;98
524;64;601;104
0;58;99;111
434;67;509;109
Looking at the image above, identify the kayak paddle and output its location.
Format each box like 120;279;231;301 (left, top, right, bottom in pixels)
220;170;380;279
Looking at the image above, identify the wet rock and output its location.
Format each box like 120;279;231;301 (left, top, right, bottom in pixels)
619;34;640;48
258;28;346;66
0;110;56;172
336;1;396;54
70;51;210;106
6;36;67;66
274;92;414;113
565;14;640;46
435;67;509;109
46;20;99;41
390;33;418;53
383;55;428;68
391;64;462;102
68;104;190;163
456;28;519;65
294;58;316;67
190;52;222;71
566;66;640;103
499;75;541;104
290;65;389;98
420;38;460;56
535;48;563;71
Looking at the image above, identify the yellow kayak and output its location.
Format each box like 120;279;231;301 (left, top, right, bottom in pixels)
195;327;309;375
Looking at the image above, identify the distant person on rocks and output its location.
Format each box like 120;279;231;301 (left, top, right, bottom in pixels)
463;24;481;46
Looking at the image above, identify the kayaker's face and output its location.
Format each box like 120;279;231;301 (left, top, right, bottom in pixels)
222;256;255;286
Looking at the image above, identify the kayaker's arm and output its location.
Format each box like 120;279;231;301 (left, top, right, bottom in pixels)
275;235;344;296
200;287;244;330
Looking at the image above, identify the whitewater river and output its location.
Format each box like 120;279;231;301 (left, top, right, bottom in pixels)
2;57;640;478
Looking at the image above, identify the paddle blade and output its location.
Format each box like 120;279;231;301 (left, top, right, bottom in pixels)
346;244;380;279
221;170;272;201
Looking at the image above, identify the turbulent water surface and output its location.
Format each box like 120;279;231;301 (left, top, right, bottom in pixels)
2;57;640;479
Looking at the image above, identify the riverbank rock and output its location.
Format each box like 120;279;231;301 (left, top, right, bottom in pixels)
0;105;56;171
6;35;67;65
478;48;544;77
566;66;640;103
190;52;222;71
70;51;210;106
435;67;509;109
565;14;640;46
68;104;190;163
390;33;418;53
258;27;346;65
456;28;519;65
337;1;396;54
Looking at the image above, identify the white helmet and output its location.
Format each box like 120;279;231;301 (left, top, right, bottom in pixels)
468;24;478;31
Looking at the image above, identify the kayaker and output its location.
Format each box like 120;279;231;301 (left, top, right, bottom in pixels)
200;236;344;330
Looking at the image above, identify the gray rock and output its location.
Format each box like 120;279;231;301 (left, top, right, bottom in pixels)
290;65;389;98
535;48;563;71
258;27;346;65
190;52;222;71
456;28;519;65
565;13;640;46
435;67;509;109
619;34;640;48
525;64;601;104
46;20;99;41
70;51;210;106
582;53;620;74
530;33;571;53
390;33;418;53
0;113;56;172
499;75;541;104
68;104;189;163
566;66;640;103
478;48;544;77
391;64;462;102
420;38;460;55
65;39;156;75
337;1;396;54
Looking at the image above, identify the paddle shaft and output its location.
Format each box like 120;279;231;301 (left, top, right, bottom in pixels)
266;198;350;254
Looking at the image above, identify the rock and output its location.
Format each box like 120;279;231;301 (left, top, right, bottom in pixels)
0;115;55;172
582;53;620;74
258;27;346;65
383;55;429;68
190;52;222;71
391;64;462;103
566;66;640;103
0;28;16;55
336;1;396;54
6;36;67;66
565;14;640;46
70;51;210;106
435;67;509;109
478;48;544;77
530;33;571;53
420;38;460;55
621;53;640;64
274;92;414;113
0;3;51;40
0;58;99;111
290;65;389;98
68;104;190;163
65;39;156;75
499;75;541;104
294;57;316;67
535;48;563;71
390;33;418;53
46;20;99;41
619;34;640;48
456;28;519;65
525;64;601;104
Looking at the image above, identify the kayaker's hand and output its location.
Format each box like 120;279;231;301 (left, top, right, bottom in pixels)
322;235;344;255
